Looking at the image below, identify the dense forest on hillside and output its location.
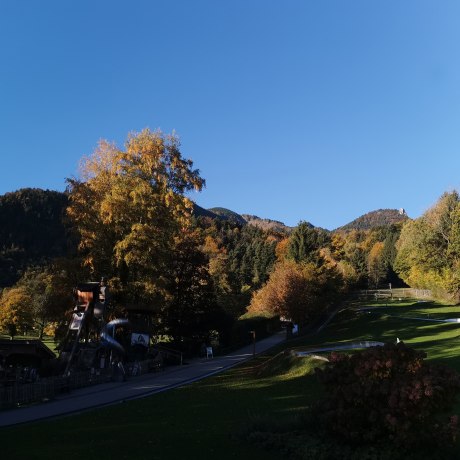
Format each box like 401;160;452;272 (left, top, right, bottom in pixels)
0;190;405;294
0;188;74;287
0;195;406;347
241;214;292;233
0;129;457;348
338;208;409;231
395;191;460;299
207;207;247;225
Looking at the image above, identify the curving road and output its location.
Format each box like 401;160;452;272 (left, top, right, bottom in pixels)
0;332;286;427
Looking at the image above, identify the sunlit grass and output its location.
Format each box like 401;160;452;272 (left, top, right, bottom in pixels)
290;298;460;371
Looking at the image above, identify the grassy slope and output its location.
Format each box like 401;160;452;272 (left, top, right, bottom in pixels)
294;298;460;371
2;298;460;459
1;358;319;460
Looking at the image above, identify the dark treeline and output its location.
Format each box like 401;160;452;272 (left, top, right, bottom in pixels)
0;188;74;287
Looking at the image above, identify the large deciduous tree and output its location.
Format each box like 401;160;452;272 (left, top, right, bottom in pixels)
247;260;342;326
165;230;219;342
67;129;204;310
367;241;387;288
0;286;33;338
395;191;460;298
19;267;74;339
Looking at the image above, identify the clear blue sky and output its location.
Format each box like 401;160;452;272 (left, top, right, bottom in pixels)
1;1;460;230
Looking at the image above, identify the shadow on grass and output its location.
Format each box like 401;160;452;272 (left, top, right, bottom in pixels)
0;356;321;460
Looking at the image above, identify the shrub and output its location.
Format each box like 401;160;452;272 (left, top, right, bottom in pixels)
314;342;460;449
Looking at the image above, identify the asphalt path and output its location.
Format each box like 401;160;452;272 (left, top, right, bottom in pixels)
0;331;286;427
295;340;385;355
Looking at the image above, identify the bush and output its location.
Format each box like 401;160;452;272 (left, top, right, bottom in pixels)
314;342;460;449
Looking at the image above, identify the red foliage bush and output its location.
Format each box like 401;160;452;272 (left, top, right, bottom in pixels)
315;342;460;448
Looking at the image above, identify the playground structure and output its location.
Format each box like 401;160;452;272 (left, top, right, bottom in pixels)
58;280;160;377
0;280;164;389
0;279;191;410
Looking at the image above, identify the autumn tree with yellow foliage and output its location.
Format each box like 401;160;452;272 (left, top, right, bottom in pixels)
247;220;344;328
0;286;33;338
246;259;343;326
395;191;460;299
67;129;204;310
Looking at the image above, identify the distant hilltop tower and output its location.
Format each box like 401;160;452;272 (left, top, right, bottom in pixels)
399;208;406;216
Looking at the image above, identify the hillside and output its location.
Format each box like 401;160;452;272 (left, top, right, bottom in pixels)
192;203;221;220
242;214;292;233
0;188;71;287
207;207;247;225
194;206;292;233
338;208;409;231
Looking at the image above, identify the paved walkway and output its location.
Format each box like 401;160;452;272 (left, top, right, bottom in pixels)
295;340;385;355
0;331;286;427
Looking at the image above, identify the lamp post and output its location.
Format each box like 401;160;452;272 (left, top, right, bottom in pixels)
249;330;256;358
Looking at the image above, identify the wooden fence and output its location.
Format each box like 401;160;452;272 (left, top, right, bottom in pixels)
356;288;432;300
0;358;163;410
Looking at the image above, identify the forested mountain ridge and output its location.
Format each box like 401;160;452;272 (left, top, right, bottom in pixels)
241;214;293;233
195;205;409;233
0;187;405;294
207;207;247;225
0;193;290;289
193;205;295;233
0;188;72;287
338;209;409;231
192;203;221;220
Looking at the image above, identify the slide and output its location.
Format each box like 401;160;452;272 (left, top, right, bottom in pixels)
101;319;130;355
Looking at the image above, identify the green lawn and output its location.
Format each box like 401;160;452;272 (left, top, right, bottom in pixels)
1;357;320;460
2;297;460;459
307;298;460;370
